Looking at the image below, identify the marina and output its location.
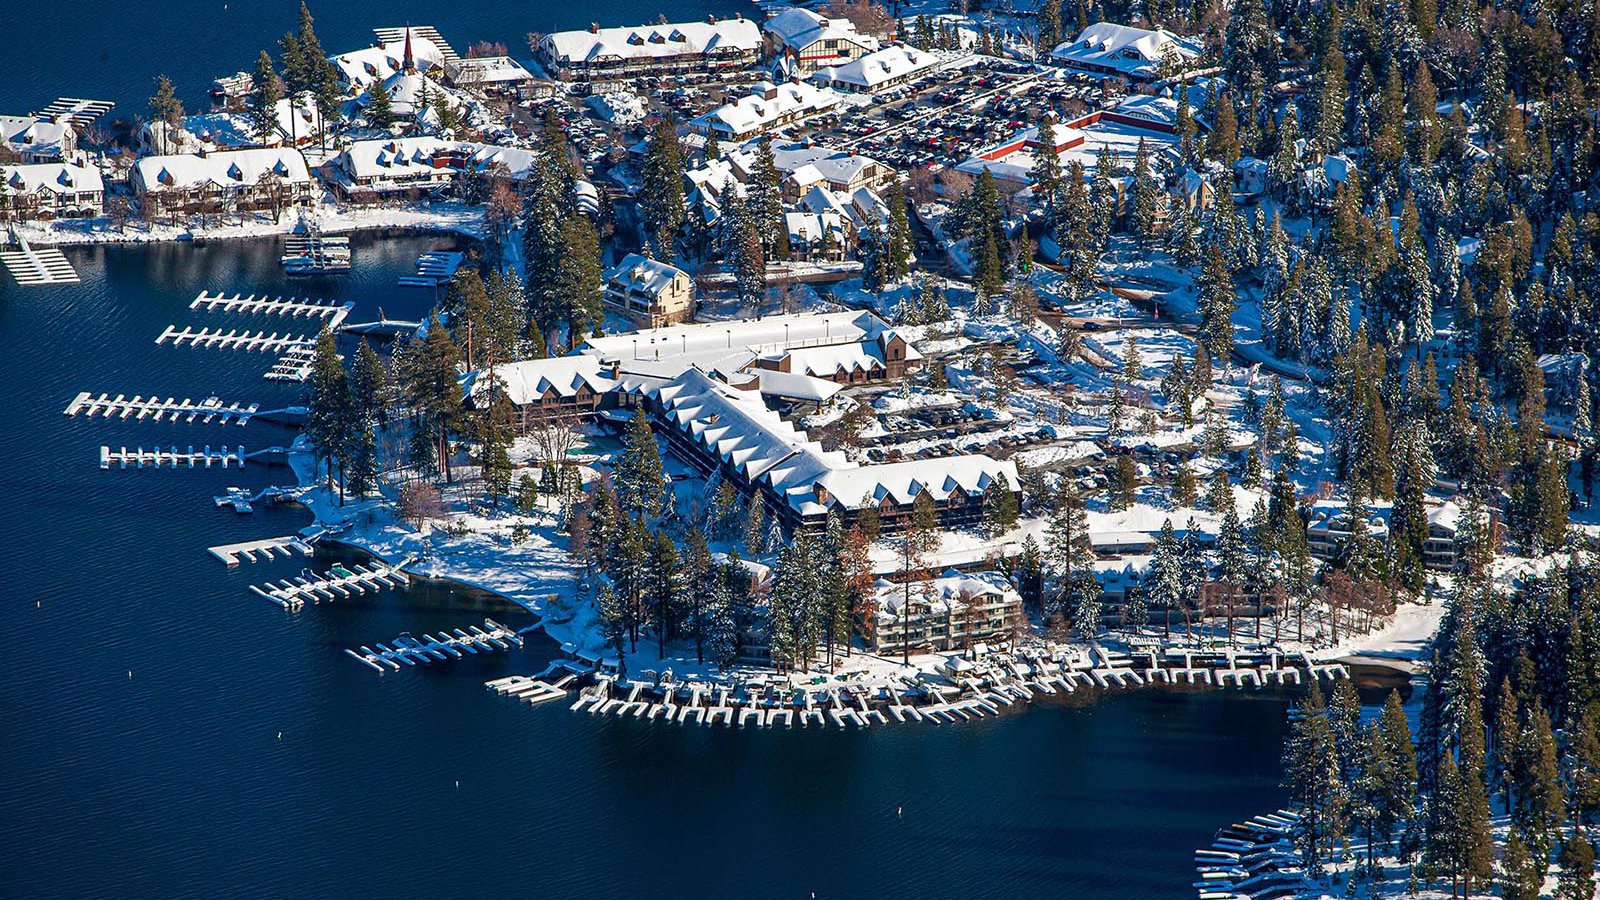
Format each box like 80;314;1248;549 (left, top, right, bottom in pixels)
1191;810;1304;900
246;556;415;609
211;485;304;514
492;645;1348;730
100;444;246;469
206;534;316;566
346;619;525;673
281;233;352;275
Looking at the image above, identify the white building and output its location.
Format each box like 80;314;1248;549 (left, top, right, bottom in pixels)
0;163;103;219
873;571;1023;654
602;253;696;327
763;8;880;74
535;17;762;81
811;44;938;94
131;148;314;215
0;116;77;163
691;81;842;141
1049;23;1200;82
331;138;541;199
329;36;448;98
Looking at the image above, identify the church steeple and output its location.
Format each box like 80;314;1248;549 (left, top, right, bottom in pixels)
402;24;416;74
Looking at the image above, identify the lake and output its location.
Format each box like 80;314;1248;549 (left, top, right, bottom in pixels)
0;0;762;117
0;234;1294;898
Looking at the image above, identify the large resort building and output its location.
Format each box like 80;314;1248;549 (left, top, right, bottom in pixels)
461;311;1015;536
535;17;762;82
1048;22;1200;82
762;8;880;75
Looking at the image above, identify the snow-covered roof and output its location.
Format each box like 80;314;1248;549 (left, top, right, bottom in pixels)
183;96;318;149
1050;22;1199;79
763;8;878;53
604;253;688;296
649;367;1014;519
0;115;73;158
812;43;937;90
330;37;446;94
541;18;761;65
692;81;842;138
461;356;615;406
445;55;535;85
133;148;311;193
579;310;895;363
729;368;844;403
339;138;541;182
1;162;102;196
877;570;1019;616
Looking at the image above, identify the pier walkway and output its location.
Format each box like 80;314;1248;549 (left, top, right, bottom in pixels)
247;556;414;609
101;445;245;469
66;392;260;425
189;291;353;320
398;251;464;287
348;620;524;673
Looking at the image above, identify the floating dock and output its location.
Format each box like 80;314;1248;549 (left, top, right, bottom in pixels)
0;232;79;285
264;346;318;382
189;291;354;320
101;445;245;469
32;97;115;127
397;251;465;287
247;556;414;609
347;620;524;673
207;534;314;566
155;326;322;353
65;392;259;425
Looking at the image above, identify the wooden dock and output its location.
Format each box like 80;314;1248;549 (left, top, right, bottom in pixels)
247;556;414;609
101;445;245;469
207;535;314;566
0;233;79;285
347;620;525;673
264;346;318;382
32;97;115;128
66;392;259;425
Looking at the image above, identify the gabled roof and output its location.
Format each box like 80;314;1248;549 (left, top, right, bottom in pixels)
0;162;102;196
542;18;761;64
461;356;615;406
133;148;311;193
762;8;878;52
1050;22;1199;78
605;253;689;295
811;44;937;90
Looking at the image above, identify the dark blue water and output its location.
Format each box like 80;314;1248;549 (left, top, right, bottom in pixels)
0;235;1292;899
0;0;761;116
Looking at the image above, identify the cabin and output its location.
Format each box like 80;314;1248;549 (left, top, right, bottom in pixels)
602;254;696;328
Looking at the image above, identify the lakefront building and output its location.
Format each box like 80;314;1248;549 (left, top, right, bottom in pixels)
535;17;762;82
872;572;1024;654
762;8;879;74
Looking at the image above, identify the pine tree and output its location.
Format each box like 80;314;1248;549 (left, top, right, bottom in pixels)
1197;244;1237;362
886;181;912;281
304;328;350;499
1500;830;1544;900
364;81;395;128
1555;835;1598;900
249;51;282;146
1283;681;1347;872
1031;112;1063;207
640;117;686;253
615;409;665;521
147;75;184;156
744;497;766;557
345;338;386;499
553;215;603;337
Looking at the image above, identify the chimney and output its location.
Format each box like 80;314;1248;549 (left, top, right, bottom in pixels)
813;482;829;504
589;22;600;33
708;14;717;24
609;360;621;378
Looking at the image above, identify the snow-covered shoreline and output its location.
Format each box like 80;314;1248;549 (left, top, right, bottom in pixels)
13;201;487;247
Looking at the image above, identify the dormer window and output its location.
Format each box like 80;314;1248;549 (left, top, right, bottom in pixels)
227;162;244;181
